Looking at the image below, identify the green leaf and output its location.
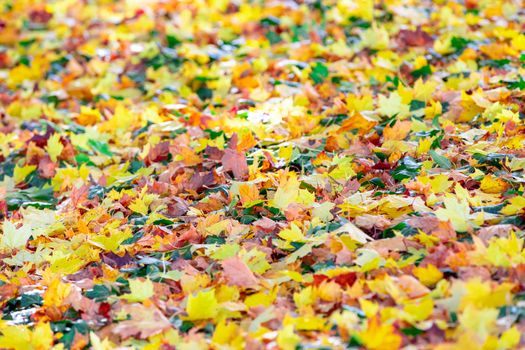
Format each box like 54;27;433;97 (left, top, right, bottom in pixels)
88;139;113;157
451;36;471;52
85;285;111;302
411;65;431;79
20;293;43;308
391;157;421;181
410;100;426;111
507;76;525;90
429;150;452;169
310;62;329;84
265;31;282;45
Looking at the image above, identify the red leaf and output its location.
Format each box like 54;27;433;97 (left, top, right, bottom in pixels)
397;28;433;47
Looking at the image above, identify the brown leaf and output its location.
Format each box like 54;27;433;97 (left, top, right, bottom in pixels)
397;27;433;47
396;275;430;299
221;148;248;180
38;156;57;178
477;224;518;243
145;141;170;164
355;214;391;231
221;257;258;288
366;237;411;254
408;216;456;242
112;304;171;339
252;217;277;232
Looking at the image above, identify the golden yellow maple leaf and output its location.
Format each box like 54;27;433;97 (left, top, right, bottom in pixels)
186;289;219;320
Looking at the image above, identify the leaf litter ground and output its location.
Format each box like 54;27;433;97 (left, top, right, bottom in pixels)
1;0;525;349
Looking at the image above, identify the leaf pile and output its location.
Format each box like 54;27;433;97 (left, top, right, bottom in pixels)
2;0;525;349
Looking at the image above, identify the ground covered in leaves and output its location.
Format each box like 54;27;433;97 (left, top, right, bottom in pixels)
2;0;525;349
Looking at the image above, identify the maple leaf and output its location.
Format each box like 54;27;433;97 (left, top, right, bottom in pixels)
221;257;259;288
120;278;154;302
1;221;32;251
45;134;64;163
186;289;219;320
270;172;307;210
0;322;54;350
90;332;114;350
359;318;402;350
112;303;171;339
278;222;306;243
397;27;433;47
89;228;132;253
413;264;443;287
277;325;301;350
13;164;37;184
435;195;471;232
378;91;410;119
222;148;249;180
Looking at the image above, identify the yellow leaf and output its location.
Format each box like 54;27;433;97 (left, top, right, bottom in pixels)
283;314;327;331
186;289;219;320
89;228;132;253
212;319;238;344
13;164;37;184
360;318;402;350
413;264;443;287
50;255;90;275
355;248;384;272
129;197;150;215
347;94;374;112
270;172;300;210
416;138;433;156
435;195;470;232
45;134;64;163
32;322;55;350
403;297;434;322
461;278;514;309
7;65;33;88
458;306;498;340
433;34;454;55
419;174;452;194
498;326;521;349
328;156;356;180
506;157;525;171
360;24;389;50
278;222;306;242
245;289;276;308
276;325;300;350
0;325;32;349
378;92;410;119
0;322;54;350
480;176;508;194
425;100;442;118
43;278;71;307
120;279;154;302
413;79;438;101
90;332;114;350
129;188;158;215
511;34;525;51
359;299;379;318
312;202;335;222
241;248;271;274
209;243;240;260
1;221;32;251
501;196;525;215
